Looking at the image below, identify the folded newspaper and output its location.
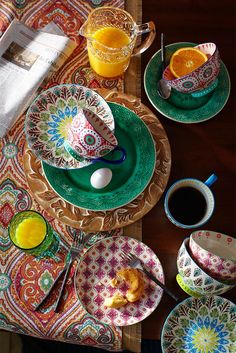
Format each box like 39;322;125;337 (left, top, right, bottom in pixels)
0;20;77;138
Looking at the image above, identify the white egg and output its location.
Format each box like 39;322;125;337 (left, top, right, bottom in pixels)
90;168;112;189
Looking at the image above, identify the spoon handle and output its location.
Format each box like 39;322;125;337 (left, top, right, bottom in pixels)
161;33;166;73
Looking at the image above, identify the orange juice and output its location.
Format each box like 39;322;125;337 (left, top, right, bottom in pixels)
87;26;131;78
15;217;46;249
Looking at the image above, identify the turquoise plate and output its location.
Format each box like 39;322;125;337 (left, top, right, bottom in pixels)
42;102;156;211
144;42;231;123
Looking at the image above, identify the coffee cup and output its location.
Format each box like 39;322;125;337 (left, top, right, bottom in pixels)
164;173;217;228
64;108;126;165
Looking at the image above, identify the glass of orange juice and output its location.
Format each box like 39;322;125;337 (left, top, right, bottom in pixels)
8;210;55;256
79;7;156;78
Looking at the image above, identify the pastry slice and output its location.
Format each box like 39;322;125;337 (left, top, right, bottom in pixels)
104;293;128;308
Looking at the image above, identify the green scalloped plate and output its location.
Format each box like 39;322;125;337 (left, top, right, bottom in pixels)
144;42;231;123
42;102;156;211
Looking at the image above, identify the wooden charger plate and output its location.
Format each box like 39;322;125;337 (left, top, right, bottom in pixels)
23;91;171;232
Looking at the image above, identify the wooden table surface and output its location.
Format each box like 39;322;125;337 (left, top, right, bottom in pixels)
140;0;236;340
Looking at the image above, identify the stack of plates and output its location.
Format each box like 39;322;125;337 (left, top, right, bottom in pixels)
25;84;170;215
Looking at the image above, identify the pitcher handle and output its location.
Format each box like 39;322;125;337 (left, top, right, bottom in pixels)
132;21;156;56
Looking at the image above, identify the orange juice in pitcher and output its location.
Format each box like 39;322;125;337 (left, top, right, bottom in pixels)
80;7;156;78
88;26;131;77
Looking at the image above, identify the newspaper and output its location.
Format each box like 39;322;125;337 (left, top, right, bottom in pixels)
0;20;77;138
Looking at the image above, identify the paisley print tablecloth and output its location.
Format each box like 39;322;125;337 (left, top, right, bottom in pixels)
0;0;142;352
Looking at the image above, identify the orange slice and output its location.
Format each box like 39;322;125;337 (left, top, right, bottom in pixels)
169;47;208;78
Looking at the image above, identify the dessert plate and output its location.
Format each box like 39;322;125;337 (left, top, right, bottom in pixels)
161;295;236;353
42;102;156;211
25;84;114;169
144;42;231;123
75;236;164;326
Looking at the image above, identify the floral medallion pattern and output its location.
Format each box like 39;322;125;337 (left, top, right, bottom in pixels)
0;274;12;291
25;84;114;169
64;315;118;349
161;296;236;353
2;143;18;159
0;179;32;228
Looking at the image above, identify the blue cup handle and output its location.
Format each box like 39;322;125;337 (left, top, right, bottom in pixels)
204;173;218;187
93;146;126;165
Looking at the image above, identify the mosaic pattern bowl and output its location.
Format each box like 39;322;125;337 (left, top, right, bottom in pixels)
177;238;235;296
189;230;236;283
161;295;236;353
25;84;114;169
163;42;220;93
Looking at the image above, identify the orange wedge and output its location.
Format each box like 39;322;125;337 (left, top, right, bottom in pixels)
169;47;208;78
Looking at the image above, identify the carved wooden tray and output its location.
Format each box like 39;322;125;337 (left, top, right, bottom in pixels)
23;91;171;232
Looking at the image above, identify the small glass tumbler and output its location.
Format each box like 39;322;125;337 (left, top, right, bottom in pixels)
8;210;55;256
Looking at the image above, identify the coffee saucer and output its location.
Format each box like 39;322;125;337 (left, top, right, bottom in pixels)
25;84;114;169
144;42;231;123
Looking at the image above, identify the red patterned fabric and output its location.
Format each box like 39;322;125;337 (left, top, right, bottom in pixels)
0;0;125;350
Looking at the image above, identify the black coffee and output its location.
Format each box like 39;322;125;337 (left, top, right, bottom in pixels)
168;186;207;225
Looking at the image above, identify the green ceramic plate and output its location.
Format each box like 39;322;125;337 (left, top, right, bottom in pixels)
144;42;231;123
42;102;156;211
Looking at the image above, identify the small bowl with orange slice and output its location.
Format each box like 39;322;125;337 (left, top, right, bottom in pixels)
161;43;221;109
163;42;221;93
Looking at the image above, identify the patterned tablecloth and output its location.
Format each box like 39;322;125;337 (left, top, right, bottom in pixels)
0;1;142;352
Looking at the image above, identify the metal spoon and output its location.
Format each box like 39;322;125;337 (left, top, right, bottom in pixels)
157;79;171;99
157;33;171;99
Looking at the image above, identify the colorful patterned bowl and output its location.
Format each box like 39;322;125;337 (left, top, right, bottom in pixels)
168;79;218;110
161;295;236;353
25;84;114;170
177;238;235;296
163;42;221;93
189;230;236;283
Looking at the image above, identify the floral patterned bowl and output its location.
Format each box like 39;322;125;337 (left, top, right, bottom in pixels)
161;295;236;353
163;42;221;93
189;230;236;284
25;84;114;169
177;238;235;296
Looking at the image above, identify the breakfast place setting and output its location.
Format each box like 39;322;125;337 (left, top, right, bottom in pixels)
0;1;235;353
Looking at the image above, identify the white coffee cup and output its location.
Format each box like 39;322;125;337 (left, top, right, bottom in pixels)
164;174;217;229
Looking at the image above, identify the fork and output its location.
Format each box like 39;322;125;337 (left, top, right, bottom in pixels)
120;251;179;302
35;233;92;312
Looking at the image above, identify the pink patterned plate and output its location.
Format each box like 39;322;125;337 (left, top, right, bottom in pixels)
75;236;164;326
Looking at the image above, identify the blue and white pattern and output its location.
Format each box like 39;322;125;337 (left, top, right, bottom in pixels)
161;296;236;353
25;84;114;169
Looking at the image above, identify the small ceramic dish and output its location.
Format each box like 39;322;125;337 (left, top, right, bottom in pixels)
189;230;236;283
75;236;164;326
177;238;235;296
25;84;114;170
163;42;221;93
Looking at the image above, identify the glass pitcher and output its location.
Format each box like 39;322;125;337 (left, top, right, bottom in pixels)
79;7;156;78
